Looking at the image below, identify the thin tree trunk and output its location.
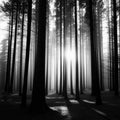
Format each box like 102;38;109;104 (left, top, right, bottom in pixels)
10;2;19;93
81;8;85;91
19;1;25;96
111;0;114;90
55;2;59;94
70;2;73;95
108;0;112;90
5;2;13;92
97;2;104;90
79;7;83;94
113;0;118;96
75;0;80;99
21;0;32;107
63;0;67;99
59;0;63;94
45;2;49;95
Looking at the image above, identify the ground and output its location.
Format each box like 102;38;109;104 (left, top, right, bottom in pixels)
0;91;120;120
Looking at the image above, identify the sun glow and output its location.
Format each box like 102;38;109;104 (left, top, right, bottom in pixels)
0;0;113;95
65;47;76;63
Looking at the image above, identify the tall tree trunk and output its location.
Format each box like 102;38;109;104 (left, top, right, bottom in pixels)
89;0;102;105
63;0;67;99
97;2;104;90
55;1;59;94
21;0;32;107
70;2;73;95
81;8;85;91
5;1;13;93
59;0;63;94
108;0;112;90
79;6;83;94
113;0;118;96
75;0;80;99
45;1;49;95
19;1;25;96
30;0;49;113
111;0;115;90
9;2;19;93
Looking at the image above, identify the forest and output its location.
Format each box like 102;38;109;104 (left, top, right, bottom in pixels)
0;0;120;120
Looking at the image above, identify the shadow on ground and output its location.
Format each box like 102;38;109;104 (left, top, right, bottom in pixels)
0;92;120;120
0;94;64;120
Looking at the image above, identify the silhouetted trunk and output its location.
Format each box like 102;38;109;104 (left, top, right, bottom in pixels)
81;8;85;91
112;26;115;90
89;1;97;96
55;42;58;93
108;0;112;90
79;6;83;94
63;0;67;99
35;0;38;51
19;1;25;96
59;0;63;94
111;1;115;90
21;0;32;107
97;2;104;90
75;0;79;99
45;1;49;95
30;0;49;113
70;2;73;95
9;2;19;93
5;1;13;92
113;0;118;96
89;0;102;105
55;1;59;94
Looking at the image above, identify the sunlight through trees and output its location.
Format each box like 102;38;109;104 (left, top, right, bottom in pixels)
0;0;120;114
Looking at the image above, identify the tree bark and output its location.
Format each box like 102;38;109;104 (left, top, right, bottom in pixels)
30;0;49;113
70;2;73;95
10;2;19;93
19;1;25;96
113;0;118;96
5;1;13;93
63;0;67;99
21;0;32;107
75;0;80;99
59;0;63;95
89;0;102;105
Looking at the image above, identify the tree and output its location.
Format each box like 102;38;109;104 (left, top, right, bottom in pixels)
79;3;83;94
9;0;19;93
4;0;14;93
113;0;118;96
70;1;74;95
21;0;32;107
45;0;49;95
89;0;102;105
19;1;25;96
30;0;49;113
75;0;80;99
59;0;63;94
63;0;68;99
55;0;59;94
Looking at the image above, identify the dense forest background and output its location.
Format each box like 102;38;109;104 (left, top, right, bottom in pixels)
0;0;120;115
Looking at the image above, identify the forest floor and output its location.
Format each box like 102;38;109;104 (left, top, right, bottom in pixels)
0;91;120;120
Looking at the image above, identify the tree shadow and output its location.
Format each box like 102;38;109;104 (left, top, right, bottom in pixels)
0;94;66;120
47;94;72;120
65;98;107;120
1;92;120;120
78;92;120;120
